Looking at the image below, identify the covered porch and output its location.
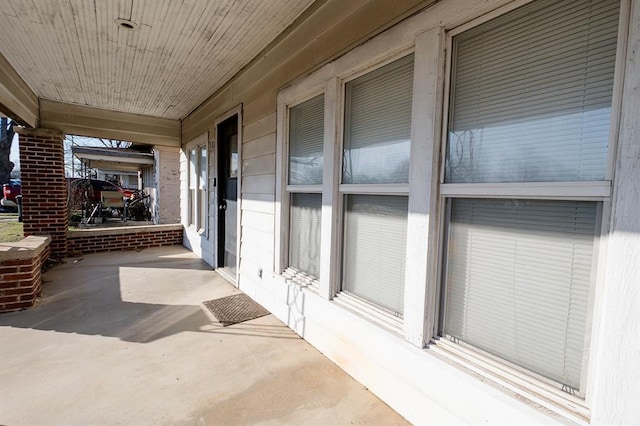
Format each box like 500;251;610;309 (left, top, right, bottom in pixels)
0;245;406;425
1;0;639;424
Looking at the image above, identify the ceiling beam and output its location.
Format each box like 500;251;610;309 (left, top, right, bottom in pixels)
40;99;181;147
0;52;39;127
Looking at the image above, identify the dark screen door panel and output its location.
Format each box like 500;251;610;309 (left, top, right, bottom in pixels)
217;116;238;276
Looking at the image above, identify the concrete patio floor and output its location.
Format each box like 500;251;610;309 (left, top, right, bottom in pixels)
0;246;409;426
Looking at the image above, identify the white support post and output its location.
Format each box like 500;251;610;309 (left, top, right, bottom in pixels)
403;27;445;347
319;77;341;300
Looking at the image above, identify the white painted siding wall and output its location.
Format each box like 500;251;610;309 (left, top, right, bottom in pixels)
591;0;640;422
239;115;277;298
181;0;640;424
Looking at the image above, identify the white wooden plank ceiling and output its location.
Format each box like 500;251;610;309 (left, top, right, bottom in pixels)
0;0;315;120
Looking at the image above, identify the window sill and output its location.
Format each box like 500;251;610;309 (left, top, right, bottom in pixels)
282;268;319;288
332;292;403;336
185;225;207;236
429;338;590;423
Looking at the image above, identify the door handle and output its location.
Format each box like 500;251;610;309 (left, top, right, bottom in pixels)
219;203;227;211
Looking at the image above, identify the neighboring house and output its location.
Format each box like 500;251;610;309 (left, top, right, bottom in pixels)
98;172;138;190
72;145;180;224
1;0;638;424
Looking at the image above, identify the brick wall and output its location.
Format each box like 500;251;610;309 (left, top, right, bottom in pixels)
154;145;181;224
0;236;51;314
67;224;183;255
16;128;68;258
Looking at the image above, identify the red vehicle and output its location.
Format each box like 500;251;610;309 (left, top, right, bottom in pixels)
1;179;21;209
67;178;135;204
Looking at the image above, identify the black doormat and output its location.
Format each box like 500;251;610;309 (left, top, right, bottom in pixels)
203;293;270;327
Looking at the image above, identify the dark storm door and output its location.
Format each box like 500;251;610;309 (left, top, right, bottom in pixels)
217;115;238;277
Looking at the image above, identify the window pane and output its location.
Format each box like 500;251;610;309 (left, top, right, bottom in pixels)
343;55;414;184
229;134;238;178
444;199;597;389
343;195;408;314
289;193;322;278
199;147;207;230
289;95;324;185
446;0;619;183
188;148;197;226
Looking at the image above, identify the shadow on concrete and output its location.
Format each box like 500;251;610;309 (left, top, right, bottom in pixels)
0;246;297;343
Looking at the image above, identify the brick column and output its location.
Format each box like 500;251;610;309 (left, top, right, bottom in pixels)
153;145;181;224
15;128;68;258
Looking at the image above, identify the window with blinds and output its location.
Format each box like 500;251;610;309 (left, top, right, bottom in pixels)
343;195;408;314
343;54;414;184
446;0;620;183
340;54;414;316
290;95;324;185
188;148;197;227
441;0;619;394
444;199;597;389
199;146;207;231
290;193;322;278
287;94;324;280
188;146;207;231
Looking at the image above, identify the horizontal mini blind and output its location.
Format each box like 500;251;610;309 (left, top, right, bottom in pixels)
289;94;324;185
289;193;322;278
447;0;620;183
444;199;597;389
343;195;408;315
188;148;197;226
343;54;414;184
198;147;207;230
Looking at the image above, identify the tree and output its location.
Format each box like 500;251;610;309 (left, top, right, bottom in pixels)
0;117;15;185
99;138;131;149
63;135;132;178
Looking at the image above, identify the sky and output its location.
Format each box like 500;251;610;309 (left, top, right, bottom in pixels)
10;133;19;168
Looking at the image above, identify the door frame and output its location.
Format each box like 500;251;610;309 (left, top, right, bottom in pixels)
213;104;243;284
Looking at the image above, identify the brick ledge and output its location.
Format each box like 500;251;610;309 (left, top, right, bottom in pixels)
0;236;52;261
67;223;183;238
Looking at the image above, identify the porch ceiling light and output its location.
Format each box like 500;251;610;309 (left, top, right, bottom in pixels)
115;19;139;31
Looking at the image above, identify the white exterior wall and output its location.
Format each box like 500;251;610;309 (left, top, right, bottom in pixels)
180;0;640;423
590;0;640;422
239;115;277;293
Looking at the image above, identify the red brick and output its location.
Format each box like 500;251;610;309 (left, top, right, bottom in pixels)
2;273;32;281
3;287;36;295
1;259;33;266
1;301;34;311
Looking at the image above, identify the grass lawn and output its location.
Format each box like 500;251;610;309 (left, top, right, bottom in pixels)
0;215;23;243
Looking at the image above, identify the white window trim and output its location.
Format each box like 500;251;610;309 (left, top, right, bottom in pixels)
429;0;633;419
185;132;208;234
439;181;612;200
286;184;322;193
275;86;326;287
276;24;438;339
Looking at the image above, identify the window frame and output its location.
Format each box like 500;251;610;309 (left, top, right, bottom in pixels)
275;88;326;287
335;51;415;319
430;0;631;415
185;137;208;234
275;48;424;305
276;28;441;342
